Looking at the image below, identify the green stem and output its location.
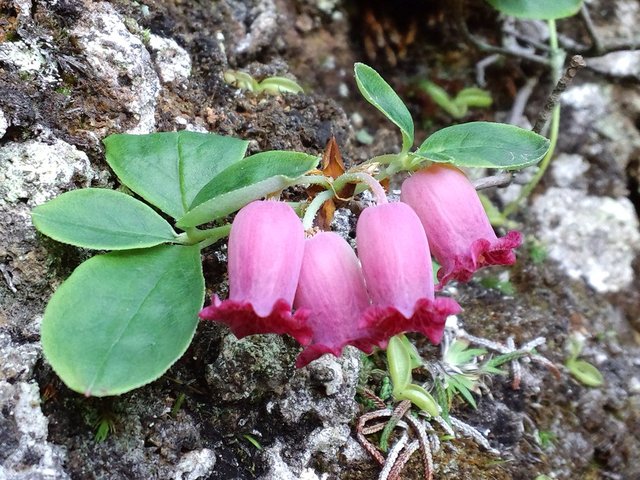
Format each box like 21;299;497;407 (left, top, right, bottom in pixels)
503;19;562;218
334;172;388;204
503;105;560;217
295;174;333;189
302;189;335;230
366;153;401;165
548;19;562;83
176;224;232;246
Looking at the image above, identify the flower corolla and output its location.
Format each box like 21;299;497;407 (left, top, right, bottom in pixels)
401;165;522;288
199;201;312;345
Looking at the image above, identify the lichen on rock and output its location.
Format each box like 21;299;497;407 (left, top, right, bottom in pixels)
532;187;640;293
71;2;160;133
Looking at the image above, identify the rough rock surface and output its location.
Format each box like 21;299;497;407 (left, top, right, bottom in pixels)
0;0;639;479
532;188;640;292
0;382;70;480
71;2;160;134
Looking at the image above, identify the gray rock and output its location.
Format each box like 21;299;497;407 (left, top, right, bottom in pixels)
561;82;640;196
255;350;361;478
235;0;279;55
71;2;160;134
588;0;640;43
172;448;216;480
550;153;590;190
588;51;640;79
0;139;94;210
0;138;97;325
260;440;330;480
0;110;7;139
0;333;40;382
0;382;69;480
531;187;640;292
148;34;192;85
260;425;350;479
205;334;297;402
0;40;44;73
275;348;360;426
341;436;368;462
0;38;59;86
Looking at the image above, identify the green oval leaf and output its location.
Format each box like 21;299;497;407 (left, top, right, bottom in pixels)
104;131;249;219
354;63;414;152
395;384;440;417
387;336;412;394
485;0;583;20
415;122;550;170
41;245;204;396
31;189;177;250
177;151;318;228
566;358;604;387
399;334;423;369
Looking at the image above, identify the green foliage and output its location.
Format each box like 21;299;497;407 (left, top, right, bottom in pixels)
34;129;325;396
178;151;319;228
224;70;304;95
93;416;116;442
536;430;557;449
379;376;393;401
445;341;486;367
41;245;204;396
104;131;249;219
415;122;550;169
242;434;263;450
387;336;412;393
35;62;554;400
171;393;186;417
479;275;516;295
354;62;415;152
527;238;548;264
566;358;604;387
430;338;540;415
420;81;492;119
485;0;583;20
31;189;178;250
565;336;604;387
386;336;439;417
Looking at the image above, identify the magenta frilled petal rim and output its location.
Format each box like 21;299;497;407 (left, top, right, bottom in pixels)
361;296;461;345
199;296;313;346
436;230;523;289
295;335;379;368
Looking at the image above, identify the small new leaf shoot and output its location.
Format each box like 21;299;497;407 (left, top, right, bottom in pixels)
224;70;303;95
243;434;263;450
420;81;492;119
566;359;604;387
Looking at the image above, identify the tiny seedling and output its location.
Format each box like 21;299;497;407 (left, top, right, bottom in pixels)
223;70;304;95
565;336;604;387
242;434;263;450
419;80;492;119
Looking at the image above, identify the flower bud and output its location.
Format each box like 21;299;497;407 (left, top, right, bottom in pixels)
357;202;460;345
401;165;522;288
199;201;312;345
294;232;376;367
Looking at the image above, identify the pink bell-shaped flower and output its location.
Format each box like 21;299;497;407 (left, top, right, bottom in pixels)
401;165;522;288
357;202;461;345
294;232;378;367
199;201;312;345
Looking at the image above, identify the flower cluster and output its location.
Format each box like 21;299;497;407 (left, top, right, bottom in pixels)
200;165;522;367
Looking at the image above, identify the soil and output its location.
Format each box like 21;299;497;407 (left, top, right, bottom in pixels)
1;0;639;479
